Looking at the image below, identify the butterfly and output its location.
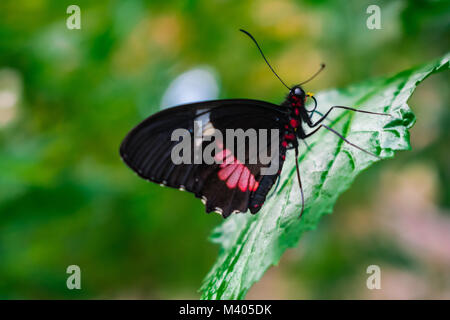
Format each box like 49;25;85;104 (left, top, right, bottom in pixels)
119;29;389;219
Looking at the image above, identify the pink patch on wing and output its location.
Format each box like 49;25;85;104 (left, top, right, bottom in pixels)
214;149;231;163
238;166;250;191
218;163;236;180
226;164;243;189
249;174;255;190
216;147;259;192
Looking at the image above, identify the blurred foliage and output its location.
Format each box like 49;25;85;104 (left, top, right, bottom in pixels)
0;0;449;299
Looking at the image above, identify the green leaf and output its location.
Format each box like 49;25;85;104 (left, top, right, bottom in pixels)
200;53;449;300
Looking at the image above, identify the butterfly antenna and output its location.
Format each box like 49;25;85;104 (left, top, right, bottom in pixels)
294;147;305;219
299;63;326;85
240;29;291;90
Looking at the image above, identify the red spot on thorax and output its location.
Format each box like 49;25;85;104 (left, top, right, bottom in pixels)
284;133;295;140
290;119;299;128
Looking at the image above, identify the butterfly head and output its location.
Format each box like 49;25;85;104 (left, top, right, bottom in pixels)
287;86;317;126
290;86;306;101
289;86;315;106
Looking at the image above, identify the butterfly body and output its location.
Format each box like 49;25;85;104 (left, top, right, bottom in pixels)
281;86;311;143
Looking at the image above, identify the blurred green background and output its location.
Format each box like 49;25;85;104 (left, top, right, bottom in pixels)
0;0;449;299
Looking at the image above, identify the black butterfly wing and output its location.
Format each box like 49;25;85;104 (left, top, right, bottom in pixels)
120;99;288;218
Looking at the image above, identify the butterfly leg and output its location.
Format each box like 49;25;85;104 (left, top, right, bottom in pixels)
304;124;381;159
307;106;391;128
294;147;305;219
307;109;324;123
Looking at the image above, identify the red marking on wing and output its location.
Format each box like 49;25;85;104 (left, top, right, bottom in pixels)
214;149;232;163
238;167;250;192
249;174;258;191
227;164;243;189
215;144;259;192
217;163;235;180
